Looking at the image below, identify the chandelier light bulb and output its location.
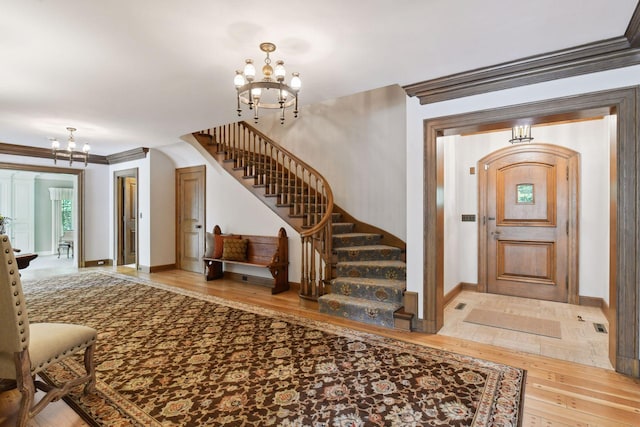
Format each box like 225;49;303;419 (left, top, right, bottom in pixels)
244;59;255;81
290;72;302;90
83;142;91;153
251;87;262;99
234;70;246;87
50;138;59;150
274;60;286;81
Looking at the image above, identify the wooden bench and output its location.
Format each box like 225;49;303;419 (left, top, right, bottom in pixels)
203;225;289;294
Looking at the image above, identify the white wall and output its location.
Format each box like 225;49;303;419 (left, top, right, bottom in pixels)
149;150;176;266
1;154;110;262
109;156;151;267
166;140;302;281
443;119;611;303
253;84;408;241
407;64;640;317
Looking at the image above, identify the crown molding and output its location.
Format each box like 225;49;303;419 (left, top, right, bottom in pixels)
0;143;149;165
106;147;149;164
0;142;108;165
403;37;640;104
626;1;640;47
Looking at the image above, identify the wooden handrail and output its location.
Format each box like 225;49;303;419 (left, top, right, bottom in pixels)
198;121;333;301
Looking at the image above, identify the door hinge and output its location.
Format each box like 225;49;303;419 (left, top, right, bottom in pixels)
484;164;489;171
566;275;568;288
566;220;569;235
566;166;569;181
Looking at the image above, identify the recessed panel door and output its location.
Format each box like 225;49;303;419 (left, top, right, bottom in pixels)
123;177;137;265
176;166;205;273
481;146;576;302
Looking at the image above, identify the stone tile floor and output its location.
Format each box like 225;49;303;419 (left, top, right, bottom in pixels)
439;290;613;370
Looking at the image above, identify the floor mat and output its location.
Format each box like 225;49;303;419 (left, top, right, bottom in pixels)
464;308;562;338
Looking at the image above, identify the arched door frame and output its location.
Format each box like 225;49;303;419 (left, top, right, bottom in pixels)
477;143;580;304
423;86;639;377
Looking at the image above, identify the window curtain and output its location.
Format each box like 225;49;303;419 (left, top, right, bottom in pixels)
49;188;73;252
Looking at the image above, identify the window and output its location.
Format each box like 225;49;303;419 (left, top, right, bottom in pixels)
516;183;534;204
61;199;73;231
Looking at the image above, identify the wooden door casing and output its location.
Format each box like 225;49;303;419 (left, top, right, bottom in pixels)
123;177;137;265
478;144;580;304
115;169;138;267
175;165;205;273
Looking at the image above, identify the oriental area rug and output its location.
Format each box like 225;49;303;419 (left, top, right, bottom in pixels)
22;272;525;426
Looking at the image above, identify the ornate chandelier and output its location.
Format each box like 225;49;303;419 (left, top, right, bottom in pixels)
50;127;91;166
234;42;301;124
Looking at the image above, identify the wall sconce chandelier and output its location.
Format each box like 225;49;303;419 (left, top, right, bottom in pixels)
509;125;534;144
234;42;301;124
50;127;90;166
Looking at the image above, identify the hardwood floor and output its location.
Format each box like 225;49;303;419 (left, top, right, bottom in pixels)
2;267;639;426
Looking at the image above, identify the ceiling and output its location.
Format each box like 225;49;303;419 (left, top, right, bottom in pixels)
1;0;637;156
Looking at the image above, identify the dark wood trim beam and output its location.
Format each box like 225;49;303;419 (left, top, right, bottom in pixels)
0;142;109;165
625;1;640;47
106;147;149;164
422;86;640;377
404;37;640;104
0;143;149;165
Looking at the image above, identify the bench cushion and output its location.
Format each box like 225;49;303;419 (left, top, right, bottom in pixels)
222;238;248;261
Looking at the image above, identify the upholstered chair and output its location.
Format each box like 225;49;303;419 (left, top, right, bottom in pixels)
0;235;97;427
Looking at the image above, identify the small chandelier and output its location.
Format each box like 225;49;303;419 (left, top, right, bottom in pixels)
234;42;301;124
509;125;534;144
50;127;91;166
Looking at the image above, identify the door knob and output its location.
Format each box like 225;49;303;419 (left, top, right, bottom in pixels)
195;225;202;229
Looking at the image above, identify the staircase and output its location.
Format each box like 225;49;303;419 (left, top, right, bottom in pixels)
192;121;411;330
318;212;407;328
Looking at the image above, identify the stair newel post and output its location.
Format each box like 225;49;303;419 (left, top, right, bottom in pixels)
324;218;332;290
300;235;308;297
309;234;317;296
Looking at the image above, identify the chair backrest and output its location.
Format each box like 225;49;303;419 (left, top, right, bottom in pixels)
60;230;75;242
0;235;30;354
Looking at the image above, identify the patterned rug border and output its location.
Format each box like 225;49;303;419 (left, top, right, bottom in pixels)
26;271;526;426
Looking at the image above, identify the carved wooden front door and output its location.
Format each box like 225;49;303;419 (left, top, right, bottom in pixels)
479;144;579;303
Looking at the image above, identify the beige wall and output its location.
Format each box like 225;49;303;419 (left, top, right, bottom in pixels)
443;118;611;302
253;84;408;241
